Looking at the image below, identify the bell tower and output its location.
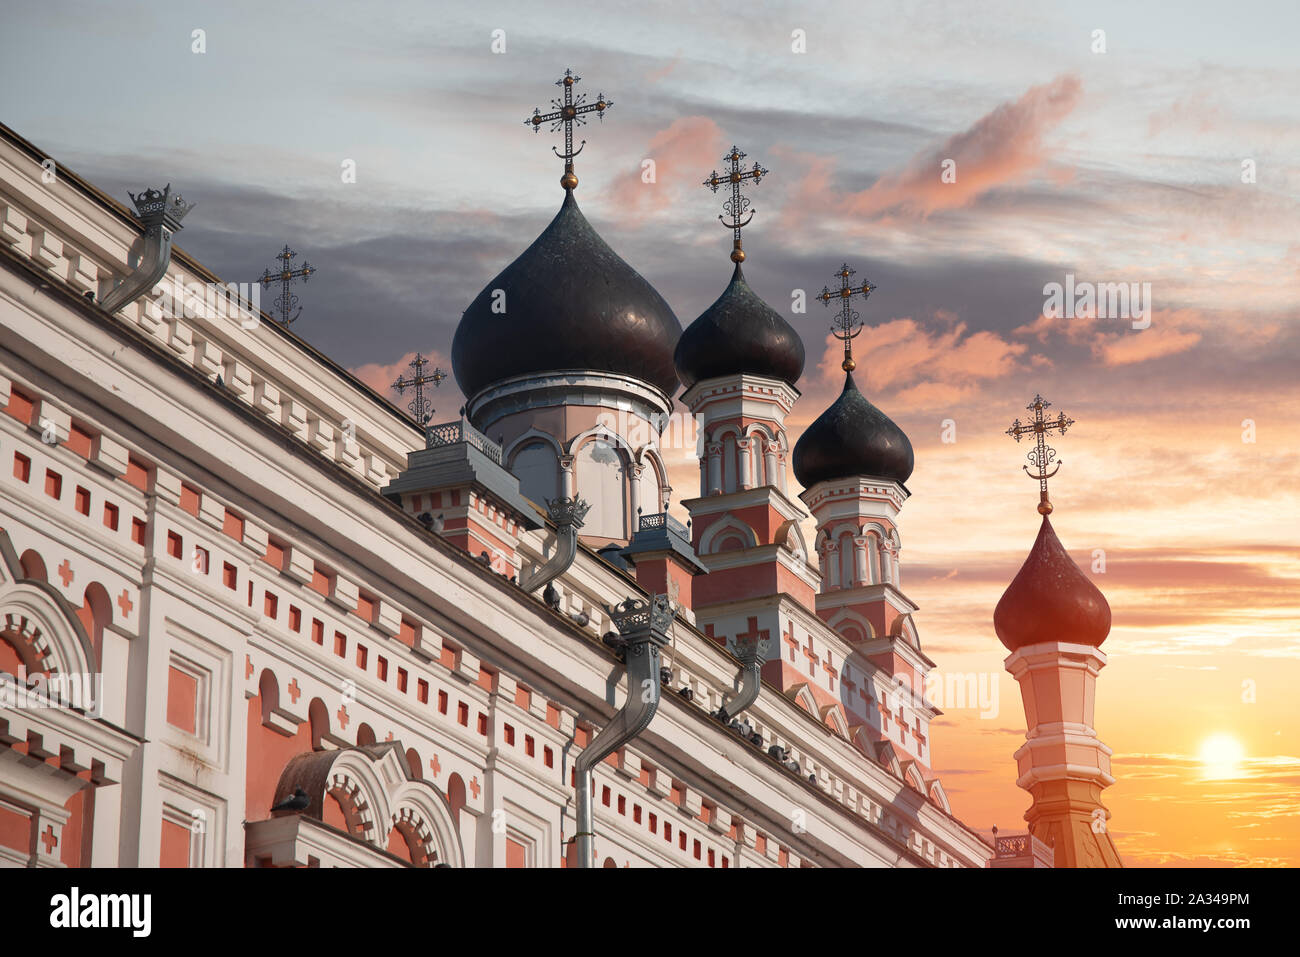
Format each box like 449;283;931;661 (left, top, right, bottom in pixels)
675;147;819;620
994;395;1121;867
791;264;935;770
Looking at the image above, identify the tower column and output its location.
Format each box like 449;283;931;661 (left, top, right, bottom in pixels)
559;453;576;498
706;442;722;495
628;463;643;522
737;437;753;490
822;540;840;589
852;534;869;585
1005;641;1120;868
763;441;779;490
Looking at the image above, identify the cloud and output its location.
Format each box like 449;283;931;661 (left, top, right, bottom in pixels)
349;349;460;420
815;312;1028;410
608;116;727;216
781;74;1084;224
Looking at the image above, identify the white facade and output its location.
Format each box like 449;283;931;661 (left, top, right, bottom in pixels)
0;124;993;868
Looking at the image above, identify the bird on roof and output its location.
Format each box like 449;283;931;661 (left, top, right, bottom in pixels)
271;787;310;812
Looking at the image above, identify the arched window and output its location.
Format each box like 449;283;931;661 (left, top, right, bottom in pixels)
512;441;559;506
575;439;625;538
637;459;661;517
838;532;856;588
866;532;882;585
78;582;112;666
446;773;467;827
19;549;47;582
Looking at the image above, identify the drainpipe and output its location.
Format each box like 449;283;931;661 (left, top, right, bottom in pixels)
716;631;768;722
574;594;676;867
519;495;590;595
100;184;195;313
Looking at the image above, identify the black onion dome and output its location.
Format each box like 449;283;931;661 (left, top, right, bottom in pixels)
452;190;682;399
673;263;805;389
792;373;914;487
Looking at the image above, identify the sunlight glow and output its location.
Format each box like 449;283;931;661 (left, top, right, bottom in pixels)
1199;734;1245;779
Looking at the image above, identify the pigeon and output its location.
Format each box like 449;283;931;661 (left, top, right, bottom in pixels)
271;787;310;812
542;582;560;609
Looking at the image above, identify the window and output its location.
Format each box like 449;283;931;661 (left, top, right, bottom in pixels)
575;439;624;538
103;502;119;530
166;665;198;734
511;441;559;507
637;460;661;516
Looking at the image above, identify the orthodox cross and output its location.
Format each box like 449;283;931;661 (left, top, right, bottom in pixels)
703;146;768;263
817;263;876;373
392;353;446;426
1005;394;1075;515
525;69;611;191
258;244;315;326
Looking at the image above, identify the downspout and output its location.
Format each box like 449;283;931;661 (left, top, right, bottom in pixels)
574;594;676;867
716;631;768;722
519;495;590;595
99;184;195;313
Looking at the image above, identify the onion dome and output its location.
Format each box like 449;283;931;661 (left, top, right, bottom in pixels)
993;515;1111;651
792;373;914;487
452;190;682;399
673;263;805;389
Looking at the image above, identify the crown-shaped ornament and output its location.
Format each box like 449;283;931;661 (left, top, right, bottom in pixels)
606;594;677;638
127;183;195;231
545;495;591;529
730;630;767;665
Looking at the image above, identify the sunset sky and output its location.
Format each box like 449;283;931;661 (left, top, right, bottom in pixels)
5;1;1297;866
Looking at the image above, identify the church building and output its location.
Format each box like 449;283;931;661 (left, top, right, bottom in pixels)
0;69;1119;868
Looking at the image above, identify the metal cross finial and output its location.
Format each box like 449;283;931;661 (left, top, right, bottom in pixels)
257;245;315;326
1005;394;1075;515
392;353;446;426
525;69;612;192
817;263;876;373
703;146;768;263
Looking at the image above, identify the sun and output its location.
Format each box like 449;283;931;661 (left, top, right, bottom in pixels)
1199;734;1245;779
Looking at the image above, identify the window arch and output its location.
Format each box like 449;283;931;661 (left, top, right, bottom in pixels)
511;441;560;507
636;455;662;517
575;439;625;538
837;531;856;588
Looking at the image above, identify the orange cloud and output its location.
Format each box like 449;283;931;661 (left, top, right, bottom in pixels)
1093;310;1203;366
782;74;1084;224
817;313;1028;409
609;116;727;215
349;349;458;416
1014;308;1208;367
